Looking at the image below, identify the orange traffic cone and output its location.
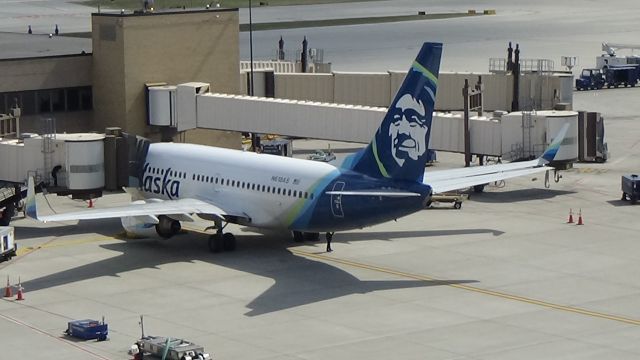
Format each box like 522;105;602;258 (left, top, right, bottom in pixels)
4;275;12;298
577;209;584;225
16;278;24;301
567;209;574;224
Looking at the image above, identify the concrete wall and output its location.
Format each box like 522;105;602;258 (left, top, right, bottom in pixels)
19;111;93;134
92;9;240;147
0;55;92;93
274;73;334;102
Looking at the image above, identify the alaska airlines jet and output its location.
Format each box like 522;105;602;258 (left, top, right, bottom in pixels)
27;43;568;252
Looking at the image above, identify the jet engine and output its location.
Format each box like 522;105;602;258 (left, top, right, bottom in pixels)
121;214;182;239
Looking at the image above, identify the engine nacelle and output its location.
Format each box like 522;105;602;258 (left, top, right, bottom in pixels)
121;214;181;239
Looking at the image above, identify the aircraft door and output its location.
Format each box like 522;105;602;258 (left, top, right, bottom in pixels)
330;181;345;218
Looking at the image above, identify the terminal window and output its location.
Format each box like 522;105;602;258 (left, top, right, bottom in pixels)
0;86;92;115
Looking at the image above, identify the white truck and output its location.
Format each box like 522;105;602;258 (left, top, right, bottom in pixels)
0;226;17;262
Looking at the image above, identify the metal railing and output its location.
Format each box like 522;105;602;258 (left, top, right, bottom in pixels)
489;58;555;73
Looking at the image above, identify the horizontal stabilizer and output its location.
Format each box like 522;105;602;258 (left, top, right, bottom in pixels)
424;123;570;193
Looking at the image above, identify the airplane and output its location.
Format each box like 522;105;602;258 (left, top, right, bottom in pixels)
26;42;569;253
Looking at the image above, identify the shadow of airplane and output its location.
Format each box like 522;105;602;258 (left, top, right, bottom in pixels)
470;188;575;203
13;217;123;238
606;199;636;207
20;232;476;316
337;229;504;242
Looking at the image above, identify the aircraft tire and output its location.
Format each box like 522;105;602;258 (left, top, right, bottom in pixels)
303;232;320;241
293;231;304;242
223;233;236;251
208;233;224;253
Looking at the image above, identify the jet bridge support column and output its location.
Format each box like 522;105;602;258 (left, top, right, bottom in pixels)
462;76;484;167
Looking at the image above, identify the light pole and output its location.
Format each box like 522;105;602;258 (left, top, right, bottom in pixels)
249;0;258;151
249;0;254;97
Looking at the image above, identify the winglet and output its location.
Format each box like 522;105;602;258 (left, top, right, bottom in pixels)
25;176;39;221
540;123;570;164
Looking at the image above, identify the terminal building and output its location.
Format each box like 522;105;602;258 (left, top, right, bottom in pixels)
0;8;241;148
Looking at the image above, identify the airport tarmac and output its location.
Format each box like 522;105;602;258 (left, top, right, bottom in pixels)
2;84;640;359
2;1;640;359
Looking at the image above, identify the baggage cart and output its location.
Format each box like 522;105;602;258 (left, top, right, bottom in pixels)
65;319;108;341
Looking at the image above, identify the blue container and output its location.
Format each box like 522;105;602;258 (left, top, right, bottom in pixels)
66;319;108;341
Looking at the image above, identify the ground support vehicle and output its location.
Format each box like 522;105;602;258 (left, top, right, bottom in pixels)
621;174;640;204
130;336;211;360
426;193;467;209
64;319;108;341
604;64;640;88
575;68;605;90
307;149;336;162
0;226;16;262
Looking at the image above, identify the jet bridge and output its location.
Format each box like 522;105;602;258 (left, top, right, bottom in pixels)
147;83;578;162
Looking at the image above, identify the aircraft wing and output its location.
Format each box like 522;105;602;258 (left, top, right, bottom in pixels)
423;123;569;194
26;177;227;223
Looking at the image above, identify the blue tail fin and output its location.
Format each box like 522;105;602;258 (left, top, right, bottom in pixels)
347;42;442;182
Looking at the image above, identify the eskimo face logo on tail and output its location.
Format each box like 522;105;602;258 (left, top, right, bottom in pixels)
388;93;429;167
142;163;180;199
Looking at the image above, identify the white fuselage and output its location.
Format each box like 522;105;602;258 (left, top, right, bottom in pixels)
141;143;337;229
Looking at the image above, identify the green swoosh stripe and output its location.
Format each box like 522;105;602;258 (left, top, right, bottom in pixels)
372;137;390;178
412;61;438;85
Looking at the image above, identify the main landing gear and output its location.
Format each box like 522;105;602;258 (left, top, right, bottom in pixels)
207;220;236;253
292;231;320;242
